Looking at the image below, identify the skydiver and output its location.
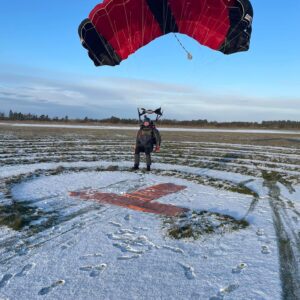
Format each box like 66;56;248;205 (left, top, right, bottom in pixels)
132;116;161;171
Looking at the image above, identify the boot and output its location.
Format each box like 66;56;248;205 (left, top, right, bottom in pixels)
146;153;151;171
132;153;140;170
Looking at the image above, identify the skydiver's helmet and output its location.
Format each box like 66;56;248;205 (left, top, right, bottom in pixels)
143;116;151;127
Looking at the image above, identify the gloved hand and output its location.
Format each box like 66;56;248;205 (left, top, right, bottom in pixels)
155;145;160;152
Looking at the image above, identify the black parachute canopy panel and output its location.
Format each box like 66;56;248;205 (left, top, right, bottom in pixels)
78;18;121;66
219;0;254;54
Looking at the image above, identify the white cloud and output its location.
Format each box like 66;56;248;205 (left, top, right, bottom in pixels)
0;66;299;121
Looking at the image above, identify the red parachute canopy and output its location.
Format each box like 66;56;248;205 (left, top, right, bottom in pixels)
79;0;253;66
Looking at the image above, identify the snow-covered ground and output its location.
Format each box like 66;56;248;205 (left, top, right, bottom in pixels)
0;129;299;300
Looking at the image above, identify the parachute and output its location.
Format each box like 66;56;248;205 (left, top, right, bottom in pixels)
79;0;253;67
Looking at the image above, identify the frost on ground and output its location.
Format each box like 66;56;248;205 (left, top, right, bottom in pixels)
0;126;300;300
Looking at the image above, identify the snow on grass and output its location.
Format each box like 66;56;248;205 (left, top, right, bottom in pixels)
1;171;281;299
0;128;299;299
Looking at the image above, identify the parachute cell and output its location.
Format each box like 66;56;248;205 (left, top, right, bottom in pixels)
79;0;253;66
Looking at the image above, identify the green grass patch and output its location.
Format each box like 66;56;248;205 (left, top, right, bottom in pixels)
164;210;249;240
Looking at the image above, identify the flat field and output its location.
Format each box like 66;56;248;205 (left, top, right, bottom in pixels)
0;124;300;299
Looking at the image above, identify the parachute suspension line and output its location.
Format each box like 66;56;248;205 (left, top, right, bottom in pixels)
176;1;193;60
123;2;134;54
149;15;155;42
217;0;252;52
173;33;193;60
141;0;145;47
113;20;122;50
221;8;248;52
90;15;116;64
105;7;121;51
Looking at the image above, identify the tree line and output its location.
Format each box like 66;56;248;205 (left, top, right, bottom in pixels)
1;110;300;129
0;110;69;122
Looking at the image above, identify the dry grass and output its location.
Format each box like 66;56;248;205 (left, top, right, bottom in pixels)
1;124;300;148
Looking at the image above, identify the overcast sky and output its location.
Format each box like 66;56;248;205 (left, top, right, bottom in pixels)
0;0;299;121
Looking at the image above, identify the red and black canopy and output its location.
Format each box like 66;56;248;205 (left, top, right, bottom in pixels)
79;0;253;66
